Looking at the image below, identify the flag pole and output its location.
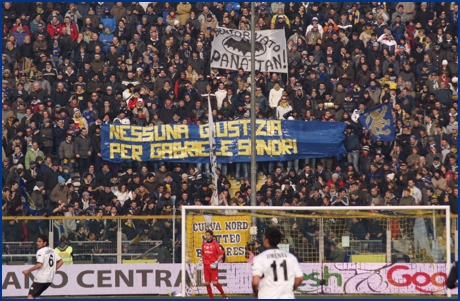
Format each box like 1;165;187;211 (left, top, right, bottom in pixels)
250;3;257;209
207;96;218;206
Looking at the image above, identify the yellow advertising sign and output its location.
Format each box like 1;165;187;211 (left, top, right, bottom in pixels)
186;215;251;264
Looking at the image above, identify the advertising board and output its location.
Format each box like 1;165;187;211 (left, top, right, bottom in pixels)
2;263;457;297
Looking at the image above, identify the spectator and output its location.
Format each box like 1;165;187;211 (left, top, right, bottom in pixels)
74;127;93;173
50;176;71;207
24;142;44;170
399;188;416;205
100;6;116;32
276;96;292;120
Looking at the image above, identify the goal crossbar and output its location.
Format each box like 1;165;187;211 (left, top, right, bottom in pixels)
181;205;452;297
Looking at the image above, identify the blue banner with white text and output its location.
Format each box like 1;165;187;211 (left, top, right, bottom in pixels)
101;120;347;163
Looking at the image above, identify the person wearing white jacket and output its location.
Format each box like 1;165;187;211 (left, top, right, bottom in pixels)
305;17;324;36
269;82;284;117
276;97;293;120
377;31;397;53
214;83;227;109
122;84;135;102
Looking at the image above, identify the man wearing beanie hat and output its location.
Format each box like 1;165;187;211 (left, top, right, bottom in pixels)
156;15;166;33
58;176;65;184
431;43;447;70
50;175;71;207
101;6;116;31
201;13;217;38
170;164;183;184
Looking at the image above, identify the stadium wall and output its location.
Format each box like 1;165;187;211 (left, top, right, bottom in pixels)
2;263;458;297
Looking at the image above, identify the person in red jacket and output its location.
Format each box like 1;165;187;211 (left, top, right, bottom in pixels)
46;16;64;37
201;230;227;299
63;16;78;41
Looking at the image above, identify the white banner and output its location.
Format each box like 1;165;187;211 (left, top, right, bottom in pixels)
2;263;457;297
210;27;288;73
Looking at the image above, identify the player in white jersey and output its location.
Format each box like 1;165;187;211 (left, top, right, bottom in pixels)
22;235;63;299
252;228;304;299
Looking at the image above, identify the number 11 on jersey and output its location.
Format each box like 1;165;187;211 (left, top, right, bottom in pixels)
270;259;288;282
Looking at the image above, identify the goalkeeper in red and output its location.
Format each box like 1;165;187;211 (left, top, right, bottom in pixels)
201;230;228;299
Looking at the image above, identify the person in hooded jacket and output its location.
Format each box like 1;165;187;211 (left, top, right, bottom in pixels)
100;6;116;31
99;26;114;53
31;181;45;211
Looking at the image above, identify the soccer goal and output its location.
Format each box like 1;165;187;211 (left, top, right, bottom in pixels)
180;205;454;297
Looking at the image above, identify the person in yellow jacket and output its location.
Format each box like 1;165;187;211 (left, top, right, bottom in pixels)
270;8;290;27
55;235;73;264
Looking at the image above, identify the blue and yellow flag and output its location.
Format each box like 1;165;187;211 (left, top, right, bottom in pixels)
359;103;395;141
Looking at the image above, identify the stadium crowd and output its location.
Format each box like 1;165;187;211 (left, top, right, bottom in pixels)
1;2;458;262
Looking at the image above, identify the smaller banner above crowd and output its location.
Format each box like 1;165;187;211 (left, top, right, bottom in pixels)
359;103;395;141
210;27;288;73
101;120;347;163
186;215;252;264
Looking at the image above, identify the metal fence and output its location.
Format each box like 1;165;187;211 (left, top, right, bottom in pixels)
2;240;166;265
2;215;179;265
2;214;458;265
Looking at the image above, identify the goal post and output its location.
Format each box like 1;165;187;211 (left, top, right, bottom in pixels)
181;205;452;297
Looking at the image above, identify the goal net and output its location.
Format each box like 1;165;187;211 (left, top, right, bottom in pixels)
180;205;454;297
